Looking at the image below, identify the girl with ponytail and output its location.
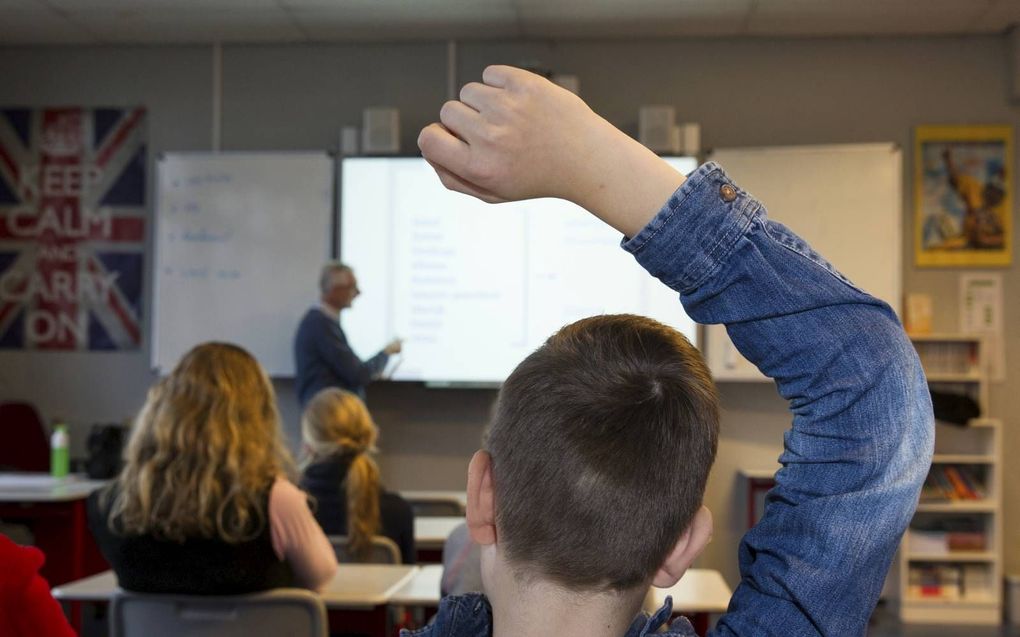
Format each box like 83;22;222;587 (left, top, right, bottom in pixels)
300;388;415;563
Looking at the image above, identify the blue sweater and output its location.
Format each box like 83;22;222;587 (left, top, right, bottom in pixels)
293;307;388;406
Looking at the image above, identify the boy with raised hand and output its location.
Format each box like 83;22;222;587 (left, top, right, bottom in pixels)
414;65;933;637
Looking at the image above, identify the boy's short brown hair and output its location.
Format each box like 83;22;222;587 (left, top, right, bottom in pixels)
486;314;719;592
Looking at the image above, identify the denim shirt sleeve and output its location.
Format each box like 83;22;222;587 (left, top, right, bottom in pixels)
623;162;934;636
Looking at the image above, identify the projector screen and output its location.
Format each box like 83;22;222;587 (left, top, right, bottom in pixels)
340;156;699;385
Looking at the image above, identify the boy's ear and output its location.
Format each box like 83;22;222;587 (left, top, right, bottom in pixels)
652;506;713;588
466;450;497;546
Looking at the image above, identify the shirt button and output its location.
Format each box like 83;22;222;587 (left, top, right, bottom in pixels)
720;184;737;202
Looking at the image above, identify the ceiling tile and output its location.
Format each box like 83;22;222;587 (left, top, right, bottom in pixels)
291;4;519;41
47;0;279;8
67;7;304;44
281;0;512;7
749;0;995;37
517;0;750;38
972;0;1020;32
0;8;96;44
517;0;751;21
1;0;1015;45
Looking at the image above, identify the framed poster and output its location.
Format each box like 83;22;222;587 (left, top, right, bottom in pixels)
915;125;1012;267
0;107;147;350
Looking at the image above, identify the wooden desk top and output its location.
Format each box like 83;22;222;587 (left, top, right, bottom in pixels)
0;473;107;502
54;565;732;615
51;570;116;603
389;564;443;606
648;568;732;613
414;516;465;549
320;564;418;608
53;564;418;609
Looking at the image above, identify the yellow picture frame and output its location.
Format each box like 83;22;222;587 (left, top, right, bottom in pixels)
914;125;1012;267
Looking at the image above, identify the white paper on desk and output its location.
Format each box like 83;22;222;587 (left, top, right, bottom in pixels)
0;473;80;489
381;354;402;380
959;273;1005;382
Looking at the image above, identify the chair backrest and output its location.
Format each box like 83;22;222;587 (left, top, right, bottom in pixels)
407;499;465;517
329;534;401;564
0;402;49;472
110;588;327;637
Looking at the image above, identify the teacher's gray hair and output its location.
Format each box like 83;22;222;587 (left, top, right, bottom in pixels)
319;262;352;294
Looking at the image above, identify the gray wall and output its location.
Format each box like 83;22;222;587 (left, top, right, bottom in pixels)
0;35;1016;589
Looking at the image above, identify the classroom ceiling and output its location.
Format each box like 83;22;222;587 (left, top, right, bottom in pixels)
2;0;1019;46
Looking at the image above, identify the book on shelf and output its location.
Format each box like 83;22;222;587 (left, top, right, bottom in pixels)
904;294;933;334
910;517;987;554
913;339;979;376
947;531;986;552
908;530;987;554
909;565;962;599
920;465;986;502
909;530;948;554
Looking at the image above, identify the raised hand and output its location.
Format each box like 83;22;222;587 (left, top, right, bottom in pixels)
418;65;687;238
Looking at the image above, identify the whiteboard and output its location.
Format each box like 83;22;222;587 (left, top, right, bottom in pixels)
152;153;333;376
339;157;700;384
705;144;902;381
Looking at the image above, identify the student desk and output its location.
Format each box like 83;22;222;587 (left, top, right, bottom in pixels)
52;564;418;636
0;474;109;633
401;489;467;514
390;563;443;606
393;565;733;633
54;565;732;636
414;515;464;563
648;568;733;634
0;473;108;585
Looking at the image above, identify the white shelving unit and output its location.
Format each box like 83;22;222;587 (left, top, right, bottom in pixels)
897;334;1002;625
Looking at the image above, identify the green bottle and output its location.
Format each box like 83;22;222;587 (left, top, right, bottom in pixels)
50;423;69;478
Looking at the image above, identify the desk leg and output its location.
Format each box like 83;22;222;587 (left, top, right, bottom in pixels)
415;548;442;563
746;478;776;529
14;500;106;633
690;612;708;635
327;606;389;637
68;500;86;631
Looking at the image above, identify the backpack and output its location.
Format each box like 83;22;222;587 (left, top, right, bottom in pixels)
85;424;124;479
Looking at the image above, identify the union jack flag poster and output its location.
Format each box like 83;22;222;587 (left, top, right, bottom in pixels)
0;107;146;350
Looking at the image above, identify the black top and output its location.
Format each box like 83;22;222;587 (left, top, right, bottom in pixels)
300;454;415;564
86;484;293;594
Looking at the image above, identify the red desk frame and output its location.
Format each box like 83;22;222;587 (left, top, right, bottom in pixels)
0;486;108;632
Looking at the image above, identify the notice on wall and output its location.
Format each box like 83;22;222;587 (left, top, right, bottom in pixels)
0;108;146;350
959;273;1006;382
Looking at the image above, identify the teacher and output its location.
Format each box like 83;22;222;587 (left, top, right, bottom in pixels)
294;262;401;407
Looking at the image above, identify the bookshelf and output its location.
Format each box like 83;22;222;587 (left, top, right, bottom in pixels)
897;334;1002;625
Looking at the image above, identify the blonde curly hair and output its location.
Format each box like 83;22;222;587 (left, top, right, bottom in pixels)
109;342;294;543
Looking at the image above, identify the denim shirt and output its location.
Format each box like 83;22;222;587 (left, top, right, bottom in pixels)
409;162;933;637
403;594;696;637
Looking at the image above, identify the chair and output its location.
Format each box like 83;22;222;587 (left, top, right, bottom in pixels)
0;402;49;472
109;588;327;637
328;534;402;564
407;498;465;518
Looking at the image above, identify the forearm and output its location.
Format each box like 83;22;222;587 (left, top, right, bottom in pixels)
569;115;687;238
318;325;382;387
269;479;338;591
625;163;934;636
